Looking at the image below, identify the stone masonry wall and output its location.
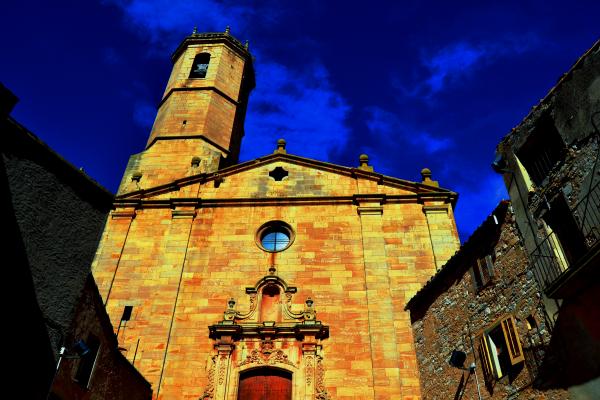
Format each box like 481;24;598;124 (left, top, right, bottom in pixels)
409;206;569;400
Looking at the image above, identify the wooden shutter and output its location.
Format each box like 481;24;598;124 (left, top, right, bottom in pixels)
477;336;494;383
471;264;483;290
501;316;525;365
485;255;495;279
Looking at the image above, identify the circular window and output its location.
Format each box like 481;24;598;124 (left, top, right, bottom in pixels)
256;221;294;252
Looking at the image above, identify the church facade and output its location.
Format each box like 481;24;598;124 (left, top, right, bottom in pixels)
91;30;460;400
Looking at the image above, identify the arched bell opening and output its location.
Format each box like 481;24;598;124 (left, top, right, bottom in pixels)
259;284;281;322
237;367;292;400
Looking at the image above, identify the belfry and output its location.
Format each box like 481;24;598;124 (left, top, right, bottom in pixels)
91;28;460;400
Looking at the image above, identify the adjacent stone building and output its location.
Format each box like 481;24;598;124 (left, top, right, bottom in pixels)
494;40;599;398
2;83;151;400
406;201;568;399
90;29;461;399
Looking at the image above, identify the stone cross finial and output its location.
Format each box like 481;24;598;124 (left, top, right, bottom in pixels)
358;154;373;171
421;168;439;187
275;138;287;154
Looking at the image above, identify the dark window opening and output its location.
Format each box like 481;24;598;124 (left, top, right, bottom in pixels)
189;53;210;79
472;255;494;291
543;194;587;266
121;305;133;321
74;334;100;388
516;115;566;186
269;166;289;181
488;324;512;378
525;315;537;331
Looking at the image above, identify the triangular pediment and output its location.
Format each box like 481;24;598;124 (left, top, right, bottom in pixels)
115;152;456;205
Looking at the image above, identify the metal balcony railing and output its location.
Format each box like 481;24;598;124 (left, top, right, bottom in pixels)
530;180;600;292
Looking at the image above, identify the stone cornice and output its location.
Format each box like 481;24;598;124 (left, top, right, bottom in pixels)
158;86;240;109
171;32;251;63
115;152;459;203
209;321;329;341
111;192;456;210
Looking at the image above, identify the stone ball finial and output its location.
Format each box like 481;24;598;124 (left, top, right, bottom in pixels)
192;26;198;35
225;26;231;34
275;138;287;154
358;154;373;171
421;168;432;180
420;168;439;187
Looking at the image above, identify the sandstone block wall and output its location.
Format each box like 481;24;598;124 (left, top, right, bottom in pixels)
92;158;459;400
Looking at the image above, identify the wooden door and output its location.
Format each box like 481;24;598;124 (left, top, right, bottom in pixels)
237;368;292;400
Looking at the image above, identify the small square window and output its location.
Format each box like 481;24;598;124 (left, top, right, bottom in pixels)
472;255;494;291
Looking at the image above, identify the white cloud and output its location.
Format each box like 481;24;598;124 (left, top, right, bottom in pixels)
242;60;351;161
398;35;540;98
365;106;453;154
106;0;352;162
105;0;257;45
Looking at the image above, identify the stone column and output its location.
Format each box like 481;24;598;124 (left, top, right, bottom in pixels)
423;203;459;269
303;342;317;400
215;343;234;400
356;195;403;399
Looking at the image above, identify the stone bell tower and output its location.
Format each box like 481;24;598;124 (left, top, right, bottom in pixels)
118;27;255;194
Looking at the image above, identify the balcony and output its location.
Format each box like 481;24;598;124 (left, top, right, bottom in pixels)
529;180;600;297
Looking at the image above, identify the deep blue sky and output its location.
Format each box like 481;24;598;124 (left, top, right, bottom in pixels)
2;1;598;241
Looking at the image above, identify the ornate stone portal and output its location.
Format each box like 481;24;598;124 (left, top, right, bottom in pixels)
200;267;330;400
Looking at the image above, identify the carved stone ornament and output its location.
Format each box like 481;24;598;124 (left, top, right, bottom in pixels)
199;355;217;399
202;267;332;399
305;355;314;385
315;355;331;400
238;348;295;368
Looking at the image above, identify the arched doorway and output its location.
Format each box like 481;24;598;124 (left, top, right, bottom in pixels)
237;368;292;400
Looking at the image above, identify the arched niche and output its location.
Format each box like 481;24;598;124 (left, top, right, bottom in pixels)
259;284;281;323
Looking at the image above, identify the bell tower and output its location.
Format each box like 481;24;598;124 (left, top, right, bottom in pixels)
118;27;255;193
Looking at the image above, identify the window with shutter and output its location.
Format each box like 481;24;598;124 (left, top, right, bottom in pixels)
472;254;495;291
479;315;525;381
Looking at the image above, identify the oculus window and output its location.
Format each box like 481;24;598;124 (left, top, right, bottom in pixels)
257;221;294;252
